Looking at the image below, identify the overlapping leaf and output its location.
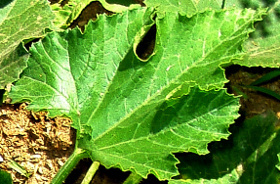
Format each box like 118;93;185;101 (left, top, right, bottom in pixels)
0;0;54;88
51;0;93;29
9;7;264;180
225;0;280;67
169;111;280;184
51;0;141;29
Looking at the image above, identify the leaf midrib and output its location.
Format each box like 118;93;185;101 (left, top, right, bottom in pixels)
96;96;235;151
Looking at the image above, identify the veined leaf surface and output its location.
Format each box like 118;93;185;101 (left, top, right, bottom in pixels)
0;0;54;88
10;7;264;179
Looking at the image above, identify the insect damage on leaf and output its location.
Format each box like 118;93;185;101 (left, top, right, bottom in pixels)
135;23;157;61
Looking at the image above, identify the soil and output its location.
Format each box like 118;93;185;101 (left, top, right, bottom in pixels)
1;1;280;184
0;103;75;184
226;65;280;118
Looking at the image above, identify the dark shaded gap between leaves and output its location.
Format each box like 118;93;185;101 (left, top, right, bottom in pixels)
0;89;5;105
48;0;61;4
0;0;13;8
136;24;156;60
90;165;130;184
221;0;225;9
64;158;93;184
70;1;113;32
106;0;144;7
140;175;168;184
24;38;41;51
224;65;280;118
64;158;168;183
65;160;130;184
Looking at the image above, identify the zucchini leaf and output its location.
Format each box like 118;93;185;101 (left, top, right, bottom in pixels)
9;7;264;180
0;0;54;88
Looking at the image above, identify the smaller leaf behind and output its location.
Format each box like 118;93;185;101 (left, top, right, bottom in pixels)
170;111;280;184
227;0;280;67
0;0;54;88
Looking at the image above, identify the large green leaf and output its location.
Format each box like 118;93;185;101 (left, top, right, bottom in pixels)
169;111;280;184
0;0;54;89
9;7;263;180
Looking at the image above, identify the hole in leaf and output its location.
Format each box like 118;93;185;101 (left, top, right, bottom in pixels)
136;24;157;61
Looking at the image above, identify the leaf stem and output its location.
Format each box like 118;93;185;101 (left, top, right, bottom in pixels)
123;172;143;184
81;161;100;184
50;148;88;184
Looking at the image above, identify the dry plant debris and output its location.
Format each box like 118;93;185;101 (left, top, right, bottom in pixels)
0;103;75;184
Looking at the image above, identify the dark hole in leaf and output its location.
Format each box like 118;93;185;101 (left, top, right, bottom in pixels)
136;24;156;60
